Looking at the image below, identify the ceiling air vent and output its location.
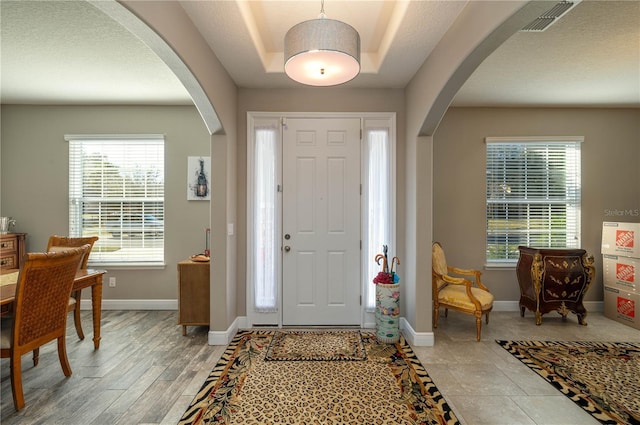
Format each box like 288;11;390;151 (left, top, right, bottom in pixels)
520;0;581;32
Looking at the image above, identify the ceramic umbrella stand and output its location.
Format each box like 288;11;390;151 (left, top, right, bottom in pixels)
373;246;400;343
375;282;400;343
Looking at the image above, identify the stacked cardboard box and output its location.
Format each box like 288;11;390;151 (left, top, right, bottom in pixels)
601;222;640;330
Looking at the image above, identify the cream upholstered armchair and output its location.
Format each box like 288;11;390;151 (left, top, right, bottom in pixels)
432;242;494;341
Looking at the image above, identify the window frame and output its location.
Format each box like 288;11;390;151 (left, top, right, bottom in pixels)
66;134;166;268
485;136;582;267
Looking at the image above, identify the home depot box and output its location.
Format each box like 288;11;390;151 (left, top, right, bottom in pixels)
601;222;640;258
603;284;640;330
603;254;638;292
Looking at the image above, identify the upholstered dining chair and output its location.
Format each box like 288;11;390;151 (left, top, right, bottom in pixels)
46;235;99;340
432;242;494;341
0;246;89;410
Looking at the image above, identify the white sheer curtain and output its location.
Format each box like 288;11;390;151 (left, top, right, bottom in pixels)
253;126;278;312
365;128;391;311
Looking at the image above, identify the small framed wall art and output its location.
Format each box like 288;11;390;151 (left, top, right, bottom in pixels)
187;156;211;201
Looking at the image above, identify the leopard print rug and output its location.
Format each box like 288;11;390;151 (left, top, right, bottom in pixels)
264;330;366;361
497;340;640;425
180;330;459;425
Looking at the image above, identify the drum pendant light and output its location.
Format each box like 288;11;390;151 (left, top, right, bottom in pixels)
284;0;360;86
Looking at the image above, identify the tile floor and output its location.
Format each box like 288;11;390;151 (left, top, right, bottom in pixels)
413;310;640;425
1;309;637;424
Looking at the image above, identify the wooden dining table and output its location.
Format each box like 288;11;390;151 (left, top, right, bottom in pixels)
1;268;107;349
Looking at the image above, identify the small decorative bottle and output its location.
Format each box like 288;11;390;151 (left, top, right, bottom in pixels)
196;158;208;198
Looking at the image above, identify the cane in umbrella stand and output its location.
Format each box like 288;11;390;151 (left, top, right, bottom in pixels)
374;246;400;343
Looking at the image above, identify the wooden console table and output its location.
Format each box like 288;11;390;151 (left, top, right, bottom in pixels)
516;246;595;325
177;259;210;335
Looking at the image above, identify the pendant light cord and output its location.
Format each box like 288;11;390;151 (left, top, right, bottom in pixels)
319;0;326;19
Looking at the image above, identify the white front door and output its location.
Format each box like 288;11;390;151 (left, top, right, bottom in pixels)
282;117;361;325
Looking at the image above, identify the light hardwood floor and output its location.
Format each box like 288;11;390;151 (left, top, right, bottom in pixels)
1;310;638;424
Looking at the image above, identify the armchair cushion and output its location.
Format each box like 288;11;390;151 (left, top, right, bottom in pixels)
438;285;494;310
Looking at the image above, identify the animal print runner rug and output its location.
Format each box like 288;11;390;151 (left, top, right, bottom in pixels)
180;330;459;424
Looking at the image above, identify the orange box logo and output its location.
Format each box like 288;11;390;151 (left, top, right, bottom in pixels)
617;297;635;318
616;230;635;248
616;263;635;283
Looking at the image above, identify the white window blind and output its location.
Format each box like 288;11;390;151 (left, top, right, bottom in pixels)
67;135;165;266
486;137;582;263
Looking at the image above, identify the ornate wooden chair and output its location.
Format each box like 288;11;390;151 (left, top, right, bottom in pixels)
46;235;99;340
0;246;88;410
432;242;494;341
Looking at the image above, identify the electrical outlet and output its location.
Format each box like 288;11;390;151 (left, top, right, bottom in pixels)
109;277;116;287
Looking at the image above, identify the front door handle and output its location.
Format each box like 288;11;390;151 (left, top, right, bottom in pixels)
284;245;291;252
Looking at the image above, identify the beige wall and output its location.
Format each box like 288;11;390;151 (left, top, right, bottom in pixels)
433;107;640;303
3;104;636;331
402;0;546;335
0;104;211;301
235;88;406;316
116;0;240;333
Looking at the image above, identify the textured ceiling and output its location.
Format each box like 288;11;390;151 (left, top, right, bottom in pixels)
453;0;640;107
0;0;189;104
0;0;638;107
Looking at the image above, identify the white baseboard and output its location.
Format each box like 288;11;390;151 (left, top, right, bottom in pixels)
492;300;604;312
492;300;520;311
82;299;604;347
86;299;604;313
208;316;243;346
400;317;434;347
80;299;178;310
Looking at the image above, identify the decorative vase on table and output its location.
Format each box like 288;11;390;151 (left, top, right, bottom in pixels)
375;282;400;343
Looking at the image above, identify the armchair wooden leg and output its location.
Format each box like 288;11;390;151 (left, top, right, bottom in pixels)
485;312;490;324
10;353;25;410
57;337;72;377
475;316;482;341
72;290;85;340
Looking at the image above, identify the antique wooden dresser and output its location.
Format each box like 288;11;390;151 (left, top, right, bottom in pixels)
516;246;595;325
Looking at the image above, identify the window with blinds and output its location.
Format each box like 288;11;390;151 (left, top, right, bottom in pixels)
66;135;165;266
485;137;582;264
